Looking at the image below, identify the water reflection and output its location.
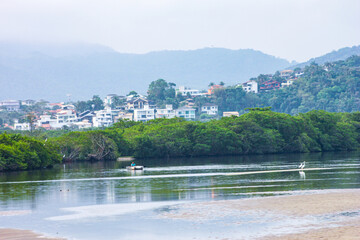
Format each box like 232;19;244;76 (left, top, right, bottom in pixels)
299;171;306;180
0;152;359;239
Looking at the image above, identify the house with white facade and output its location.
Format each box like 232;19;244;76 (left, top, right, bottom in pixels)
36;115;57;129
241;80;258;93
281;78;296;87
126;97;149;110
0;100;20;111
201;103;218;116
21;99;35;106
176;86;205;97
156;105;176;119
93;108;113;127
73;120;92;129
280;70;294;79
14;122;30;131
134;105;155;122
56;110;78;126
175;107;196;120
114;111;134;122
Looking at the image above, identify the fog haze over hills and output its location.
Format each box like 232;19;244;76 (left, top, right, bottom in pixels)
1;42;359;102
0;42;291;101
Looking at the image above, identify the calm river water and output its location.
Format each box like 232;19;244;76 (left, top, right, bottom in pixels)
0;152;359;239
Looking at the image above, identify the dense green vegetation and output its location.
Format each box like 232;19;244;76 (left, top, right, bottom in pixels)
51;110;360;159
195;55;360;115
262;56;360;114
1;109;360;171
0;133;61;171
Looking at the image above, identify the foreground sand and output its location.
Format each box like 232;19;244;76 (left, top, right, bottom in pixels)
162;189;360;239
263;224;360;240
0;228;65;240
1;189;360;239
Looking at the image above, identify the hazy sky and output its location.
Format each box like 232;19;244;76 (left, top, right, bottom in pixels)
0;0;359;62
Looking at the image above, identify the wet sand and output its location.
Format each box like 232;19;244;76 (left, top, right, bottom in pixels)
224;189;360;217
1;189;360;239
262;223;360;240
162;189;360;239
0;228;65;240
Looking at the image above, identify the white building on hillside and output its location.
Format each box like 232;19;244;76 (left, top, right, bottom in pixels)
93;108;113;127
126;97;149;110
37;115;57;129
0;100;20;111
14;122;30;131
114;111;134;122
176;86;205;97
156;105;176;119
280;70;293;79
21;99;35;106
201;104;218;115
56;110;78;125
134;105;155;122
241;80;258;93
281;78;295;87
73;120;92;129
175;107;196;120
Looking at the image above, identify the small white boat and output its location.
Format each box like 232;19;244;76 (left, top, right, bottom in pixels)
126;166;144;171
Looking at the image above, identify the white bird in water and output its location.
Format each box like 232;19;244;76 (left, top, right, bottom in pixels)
298;161;306;170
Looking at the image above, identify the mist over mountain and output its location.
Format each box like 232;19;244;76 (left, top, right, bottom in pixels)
290;45;360;69
0;42;291;101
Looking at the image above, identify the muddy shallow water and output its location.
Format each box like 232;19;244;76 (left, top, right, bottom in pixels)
0;152;359;239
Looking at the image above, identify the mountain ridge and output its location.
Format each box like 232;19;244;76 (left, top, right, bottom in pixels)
289;45;360;69
0;43;291;101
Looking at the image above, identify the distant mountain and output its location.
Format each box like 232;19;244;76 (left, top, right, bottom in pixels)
0;42;291;101
290;45;360;69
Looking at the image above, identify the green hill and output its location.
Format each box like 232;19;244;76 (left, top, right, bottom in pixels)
260;55;360;114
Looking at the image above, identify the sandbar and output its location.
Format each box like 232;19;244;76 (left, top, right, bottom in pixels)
0;228;65;240
1;189;360;239
161;189;360;239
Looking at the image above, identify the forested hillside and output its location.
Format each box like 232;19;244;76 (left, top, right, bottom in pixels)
261;55;360;114
197;55;360;115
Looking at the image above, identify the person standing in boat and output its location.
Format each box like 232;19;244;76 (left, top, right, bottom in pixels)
131;162;136;167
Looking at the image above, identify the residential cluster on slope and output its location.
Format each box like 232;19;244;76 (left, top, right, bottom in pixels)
1;68;305;131
3;89;219;130
238;69;304;93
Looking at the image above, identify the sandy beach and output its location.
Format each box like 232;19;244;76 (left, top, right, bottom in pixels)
161;189;360;239
0;228;65;240
1;189;360;239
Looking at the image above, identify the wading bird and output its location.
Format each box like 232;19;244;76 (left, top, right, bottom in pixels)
298;161;306;170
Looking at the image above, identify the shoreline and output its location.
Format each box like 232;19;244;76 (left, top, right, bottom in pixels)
161;188;360;239
1;189;360;239
0;228;65;240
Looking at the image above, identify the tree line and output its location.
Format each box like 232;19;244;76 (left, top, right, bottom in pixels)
2;109;358;171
